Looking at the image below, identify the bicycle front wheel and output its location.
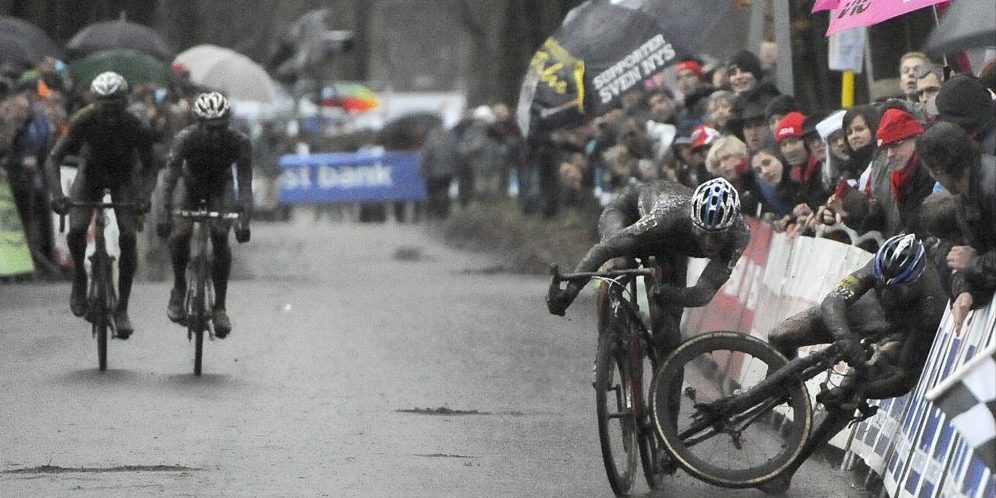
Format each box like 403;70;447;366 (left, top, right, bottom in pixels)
94;314;108;371
650;331;812;488
637;343;669;489
595;333;639;496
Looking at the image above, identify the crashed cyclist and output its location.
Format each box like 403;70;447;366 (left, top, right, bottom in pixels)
45;71;157;338
157;92;252;338
762;233;946;494
547;178;751;356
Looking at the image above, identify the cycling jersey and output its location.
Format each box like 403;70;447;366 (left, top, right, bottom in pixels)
164;124;252;204
47;105;155;188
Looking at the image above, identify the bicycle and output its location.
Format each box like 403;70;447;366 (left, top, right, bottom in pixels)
172;202;240;376
59;189;135;371
649;330;884;489
549;263;672;496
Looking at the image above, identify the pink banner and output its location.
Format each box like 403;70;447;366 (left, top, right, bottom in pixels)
826;0;947;37
812;0;840;13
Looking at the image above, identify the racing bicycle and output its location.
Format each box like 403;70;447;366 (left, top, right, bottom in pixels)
172;202;240;376
649;330;884;488
549;263;672;495
60;189;134;371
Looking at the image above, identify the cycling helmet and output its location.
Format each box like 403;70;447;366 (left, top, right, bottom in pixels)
690;177;741;231
90;71;128;98
873;233;926;286
193;91;230;120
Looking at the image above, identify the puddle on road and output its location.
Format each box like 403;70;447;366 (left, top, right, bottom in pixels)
413;453;474;459
396;407;490;415
3;464;200;474
452;265;509;275
392;246;434;262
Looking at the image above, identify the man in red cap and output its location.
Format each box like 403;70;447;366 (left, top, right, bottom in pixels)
873;108;933;236
775;111;823;209
675;59;705;96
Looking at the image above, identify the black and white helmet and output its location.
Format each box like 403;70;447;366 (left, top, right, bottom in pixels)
193;92;230;120
90;71;128;98
690;177;741;232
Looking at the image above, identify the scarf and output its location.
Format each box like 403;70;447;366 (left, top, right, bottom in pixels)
890;153;921;203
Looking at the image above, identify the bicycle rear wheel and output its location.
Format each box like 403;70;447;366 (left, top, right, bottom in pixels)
595;332;639;495
650;331;811;488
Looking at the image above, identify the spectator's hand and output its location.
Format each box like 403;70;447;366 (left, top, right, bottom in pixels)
951;292;974;336
156;221;172;239
792;203;812;219
50;195;69;215
235;219;251;243
817;206;837;226
837;337;866;367
946;245;977;271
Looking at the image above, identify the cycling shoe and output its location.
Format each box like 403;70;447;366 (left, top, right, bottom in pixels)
167;288;186;323
213;309;231;339
70;278;87;317
114;310;133;339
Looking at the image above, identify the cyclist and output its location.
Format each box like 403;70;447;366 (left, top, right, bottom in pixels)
157;92;252;339
547;178;751;355
45;71;156;339
762;233;946;494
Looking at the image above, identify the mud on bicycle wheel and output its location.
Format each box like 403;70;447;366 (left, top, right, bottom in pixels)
650;331;812;488
637;344;670;489
595;331;639;495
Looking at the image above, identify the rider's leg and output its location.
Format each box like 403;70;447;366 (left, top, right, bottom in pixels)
67;175;96;316
767;306;832;360
210;229;232;310
111;185;138;314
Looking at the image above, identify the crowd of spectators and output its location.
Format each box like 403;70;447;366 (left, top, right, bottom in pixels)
427;49;996;311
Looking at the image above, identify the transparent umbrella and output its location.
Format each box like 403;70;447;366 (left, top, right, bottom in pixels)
174;44;277;103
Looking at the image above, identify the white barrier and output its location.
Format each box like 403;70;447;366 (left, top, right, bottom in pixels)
683;220;996;496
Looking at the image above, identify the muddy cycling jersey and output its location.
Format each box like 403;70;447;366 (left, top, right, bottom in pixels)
166;124;252;198
822;257;946;342
575;180;751;282
48;105;155;187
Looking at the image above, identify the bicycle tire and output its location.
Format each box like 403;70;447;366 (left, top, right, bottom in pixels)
595;332;639;495
92;256;109;371
650;331;811;488
192;255;208;376
637;343;668;489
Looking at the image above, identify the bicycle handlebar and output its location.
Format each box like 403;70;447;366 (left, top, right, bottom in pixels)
549;263;654;284
172;208;242;220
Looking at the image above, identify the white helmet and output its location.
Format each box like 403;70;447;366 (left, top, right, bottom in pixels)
90;71;128;98
193;92;230;120
690;178;741;232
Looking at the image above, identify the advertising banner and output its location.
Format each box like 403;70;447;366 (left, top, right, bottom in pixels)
279;151;426;204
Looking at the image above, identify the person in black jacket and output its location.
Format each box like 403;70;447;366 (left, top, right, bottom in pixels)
918;122;996;332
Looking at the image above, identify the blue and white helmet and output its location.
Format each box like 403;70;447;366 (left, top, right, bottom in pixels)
873;234;926;286
690;177;741;232
90;71;128;98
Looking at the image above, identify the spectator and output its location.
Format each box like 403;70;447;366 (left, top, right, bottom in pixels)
675;59;706;96
899;51;931;101
738;100;772;153
917;122;996;328
775;111;828;210
705;134;758;216
920;190;963;294
418;122;459;220
748;147;802;219
727;50;763;97
705;90;737;133
914;65;944;105
978;60;996;94
765;94;801;139
871;108;931;236
934;74;996;155
816;110;850;187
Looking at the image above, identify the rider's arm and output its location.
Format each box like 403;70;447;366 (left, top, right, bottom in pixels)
820;264;875;341
863;332;930;399
161;129;188;211
136;122;158;201
660;219;751;307
43;115;84;200
234;134;254;212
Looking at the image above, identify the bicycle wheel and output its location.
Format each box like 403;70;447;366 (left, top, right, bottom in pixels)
637;342;669;489
595;332;639;495
189;256;207;376
650;331;812;488
91;258;109;371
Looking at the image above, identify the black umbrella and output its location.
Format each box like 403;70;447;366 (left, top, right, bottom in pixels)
0;33;45;70
516;0;731;137
66;16;172;61
926;0;996;57
0;17;63;61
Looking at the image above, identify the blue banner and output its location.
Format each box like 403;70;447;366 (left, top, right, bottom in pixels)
279;151;426;204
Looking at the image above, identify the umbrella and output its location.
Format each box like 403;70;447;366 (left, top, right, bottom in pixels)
0;33;44;70
926;0;996;56
67;16;172;61
824;0;947;37
0;17;63;61
174;44;277;103
322;82;379;112
516;0;731;137
69;49;169;87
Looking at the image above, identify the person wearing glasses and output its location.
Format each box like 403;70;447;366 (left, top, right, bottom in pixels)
45;71;156;338
865;108;933;238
